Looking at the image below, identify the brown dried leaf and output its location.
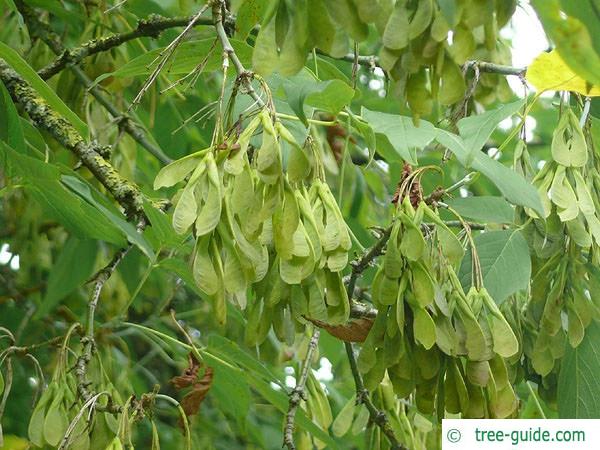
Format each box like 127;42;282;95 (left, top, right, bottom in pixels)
170;353;201;389
170;353;214;417
180;367;214;417
391;162;423;207
306;317;374;342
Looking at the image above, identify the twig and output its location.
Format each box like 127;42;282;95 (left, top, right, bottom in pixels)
317;51;526;77
75;246;131;411
104;0;128;14
436;220;486;230
580;96;592;128
283;328;320;450
466;60;526;77
131;4;211;108
344;342;405;450
346;226;392;300
212;1;265;108
2;335;66;356
342;227;404;449
349;301;377;319
155;394;192;450
0;357;13;427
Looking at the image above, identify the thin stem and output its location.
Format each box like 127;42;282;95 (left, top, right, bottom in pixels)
346;226;393;300
155;394;192;450
170;309;203;363
131;4;211;107
75;246;131;410
580;96;592;128
344;342;405;450
276;113;337;126
342;226;404;449
212;2;265;108
526;382;547;419
283;328;320;450
466;60;526;77
0;358;13;420
58;392;108;449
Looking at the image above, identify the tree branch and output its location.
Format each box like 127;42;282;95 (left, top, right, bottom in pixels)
75;246;131;413
466;60;526;77
319;52;526;77
0;61;144;217
37;14;214;80
344;342;405;450
283;328;320;450
212;1;265;107
342;227;405;449
15;0;172;164
347;226;392;299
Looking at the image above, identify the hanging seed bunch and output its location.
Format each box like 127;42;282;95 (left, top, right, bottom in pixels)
27;327;125;450
154;108;351;333
517;108;600;382
379;0;515;113
356;173;519;418
251;0;515;115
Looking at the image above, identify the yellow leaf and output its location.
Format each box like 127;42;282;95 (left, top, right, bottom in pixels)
526;50;600;96
0;435;30;450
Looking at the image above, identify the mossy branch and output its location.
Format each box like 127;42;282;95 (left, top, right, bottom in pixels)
0;60;144;217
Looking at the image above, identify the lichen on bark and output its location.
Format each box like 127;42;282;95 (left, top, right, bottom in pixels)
0;59;144;218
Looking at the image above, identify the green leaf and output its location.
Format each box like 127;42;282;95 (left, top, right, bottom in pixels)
445;196;514;224
207;335;281;384
332;395;356;437
280;72;354;126
324;0;368;42
158;257;203;297
0;142;126;245
459;229;531;304
437;0;458;26
531;0;600;86
101;39;253;81
558;320;600;418
383;1;409;50
62;175;155;259
203;349;251;428
1;0;18;15
252;15;279;76
436;130;544;216
362;108;438;164
0;42;88;137
36;237;97;318
142;201;185;247
235;0;269;39
278;2;309;76
0;80;25;151
559;0;600;56
456;99;525;165
154;151;205;190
